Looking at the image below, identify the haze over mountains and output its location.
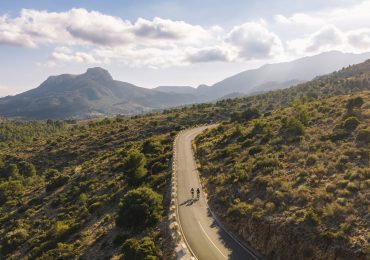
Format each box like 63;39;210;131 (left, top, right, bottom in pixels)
1;51;370;119
156;51;370;100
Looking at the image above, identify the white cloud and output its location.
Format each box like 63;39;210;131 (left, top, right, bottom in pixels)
226;22;283;60
51;48;100;64
186;47;232;63
277;1;370;55
288;25;370;55
1;1;370;68
347;28;370;50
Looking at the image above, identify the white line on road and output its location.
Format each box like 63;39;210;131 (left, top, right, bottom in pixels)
198;221;228;259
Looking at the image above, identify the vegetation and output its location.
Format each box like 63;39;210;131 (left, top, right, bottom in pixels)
195;92;370;258
0;59;370;259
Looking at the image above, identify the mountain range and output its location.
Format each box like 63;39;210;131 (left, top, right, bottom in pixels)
1;51;370;119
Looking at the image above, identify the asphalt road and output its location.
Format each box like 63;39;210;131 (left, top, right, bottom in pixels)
175;126;259;260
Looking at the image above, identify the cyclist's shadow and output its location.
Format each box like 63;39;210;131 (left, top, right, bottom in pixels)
179;198;194;206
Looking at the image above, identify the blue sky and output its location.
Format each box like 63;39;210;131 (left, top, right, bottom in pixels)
0;0;369;96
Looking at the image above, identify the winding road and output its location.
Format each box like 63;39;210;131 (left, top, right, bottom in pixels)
175;126;260;260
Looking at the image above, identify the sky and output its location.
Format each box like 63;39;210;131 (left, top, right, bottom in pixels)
1;0;370;96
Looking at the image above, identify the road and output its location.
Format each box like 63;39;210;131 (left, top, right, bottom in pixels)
175;126;259;260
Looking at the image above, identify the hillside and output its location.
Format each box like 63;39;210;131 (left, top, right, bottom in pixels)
0;59;369;259
195;94;370;256
0;68;198;120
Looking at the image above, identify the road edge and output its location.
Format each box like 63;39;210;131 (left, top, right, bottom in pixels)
191;126;263;260
168;129;196;260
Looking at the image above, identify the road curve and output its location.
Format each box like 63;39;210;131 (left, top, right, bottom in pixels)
175;126;259;260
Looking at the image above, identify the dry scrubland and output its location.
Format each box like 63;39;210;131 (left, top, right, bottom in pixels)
195;93;370;259
0;60;370;259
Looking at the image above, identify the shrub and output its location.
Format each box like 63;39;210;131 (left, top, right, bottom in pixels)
356;129;370;145
342;117;360;131
280;117;305;138
142;139;163;154
18;161;37;177
346;96;364;111
302;209;320;226
122;237;160;260
2;228;29;254
306;155;318;166
227;202;253;218
46;175;70;192
0;180;24;205
117;187;163;230
5;164;19;179
124;151;147;185
38;243;75;259
328;128;350;142
242;108;261;121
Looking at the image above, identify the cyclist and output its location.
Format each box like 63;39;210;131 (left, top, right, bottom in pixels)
196;188;200;199
191;188;194;198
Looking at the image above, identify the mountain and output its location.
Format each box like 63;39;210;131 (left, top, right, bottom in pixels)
154;85;196;94
156;51;370;101
0;68;197;119
199;51;370;100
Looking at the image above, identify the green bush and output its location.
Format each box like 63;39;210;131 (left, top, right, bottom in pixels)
342;117;360;131
46;175;70;192
122;237;160;260
0;180;24;205
117;187;163;230
356;129;370;145
280;117;305;138
346;96;364;111
5;164;20;179
37;243;75;260
124;151;147;185
328;128;350;142
142;139;163;154
2;228;29;254
18;161;37;177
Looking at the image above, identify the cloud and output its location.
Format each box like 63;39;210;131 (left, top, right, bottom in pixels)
2;2;370;68
50;47;100;64
187;47;231;63
133;17;184;39
347;29;370;50
288;25;370;55
226;22;283;60
307;26;344;52
0;15;37;48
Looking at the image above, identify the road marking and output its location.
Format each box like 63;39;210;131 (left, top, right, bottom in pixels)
198;221;228;259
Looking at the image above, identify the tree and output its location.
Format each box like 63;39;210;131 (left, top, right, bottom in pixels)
116;187;163;230
122;237;160;260
124;151;147;185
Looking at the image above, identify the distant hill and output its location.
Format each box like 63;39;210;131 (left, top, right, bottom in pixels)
154;86;196;94
0;68;198;119
156;51;370;101
200;51;370;100
2;51;370;120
